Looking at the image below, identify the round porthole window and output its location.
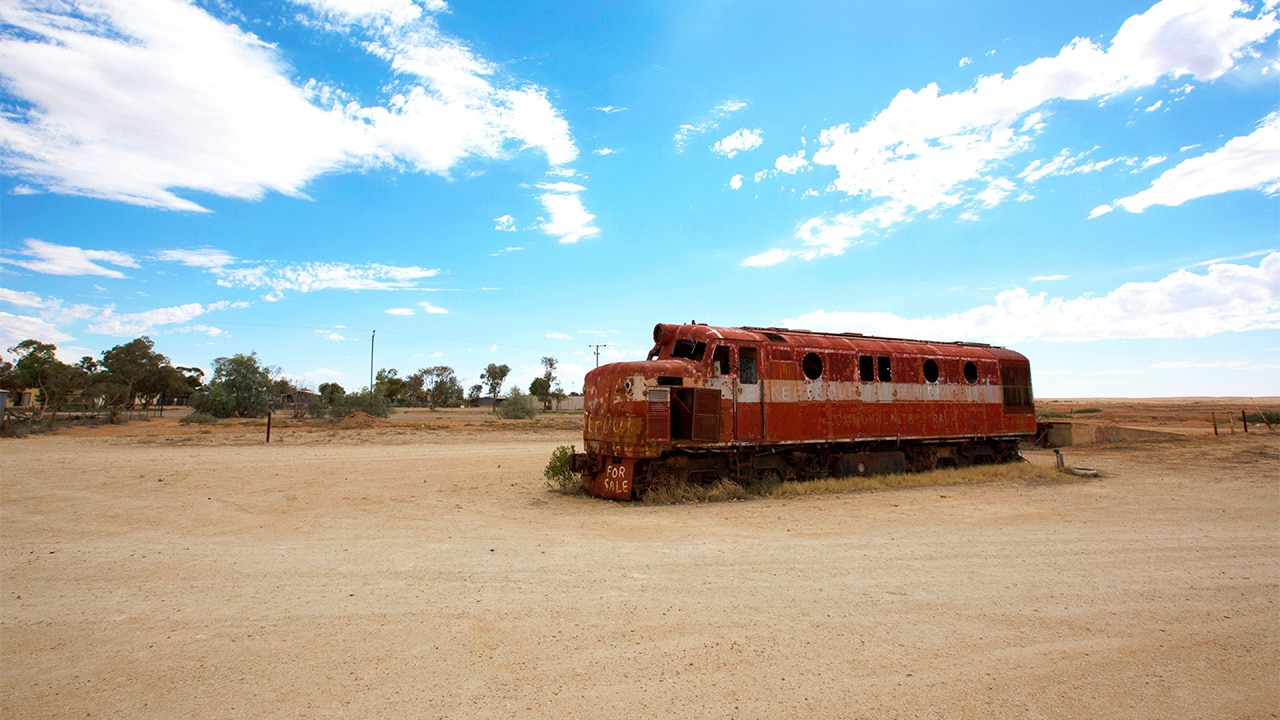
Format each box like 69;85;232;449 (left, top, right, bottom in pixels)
802;352;823;380
923;359;939;383
963;361;978;384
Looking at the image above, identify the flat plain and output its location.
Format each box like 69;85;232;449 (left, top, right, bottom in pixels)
2;400;1277;719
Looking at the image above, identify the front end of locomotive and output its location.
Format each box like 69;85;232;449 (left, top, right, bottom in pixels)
571;323;719;499
571;357;692;499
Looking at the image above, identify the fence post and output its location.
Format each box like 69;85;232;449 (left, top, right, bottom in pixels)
1242;410;1249;433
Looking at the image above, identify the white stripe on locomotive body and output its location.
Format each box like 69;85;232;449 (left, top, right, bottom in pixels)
628;374;1003;405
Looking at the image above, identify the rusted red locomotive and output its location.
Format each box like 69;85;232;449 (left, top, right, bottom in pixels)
571;322;1036;499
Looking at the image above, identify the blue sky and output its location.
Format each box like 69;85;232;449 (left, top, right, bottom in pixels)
1;0;1277;398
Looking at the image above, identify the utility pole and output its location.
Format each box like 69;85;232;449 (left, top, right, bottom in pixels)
589;344;607;368
370;330;376;393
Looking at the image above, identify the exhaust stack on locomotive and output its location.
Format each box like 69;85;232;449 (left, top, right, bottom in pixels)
570;323;1036;500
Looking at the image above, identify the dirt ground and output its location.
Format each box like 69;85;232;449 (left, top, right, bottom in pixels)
2;402;1277;719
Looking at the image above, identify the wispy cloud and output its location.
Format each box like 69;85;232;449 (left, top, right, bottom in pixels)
85;300;248;336
783;252;1280;343
1095;111;1280;216
1;239;138;278
157;248;237;268
214;262;440;301
674;100;748;152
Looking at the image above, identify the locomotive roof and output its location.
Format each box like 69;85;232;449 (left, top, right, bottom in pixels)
651;323;1029;363
738;325;997;348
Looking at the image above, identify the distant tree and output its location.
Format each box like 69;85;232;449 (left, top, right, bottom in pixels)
99;336;173;409
193;352;274;418
467;383;483;406
529;376;551;410
411;366;464;409
308;382;346;419
5;339;74;416
0;356;14;395
375;368;410;404
536;356;562;411
175;366;205;394
480;363;510;411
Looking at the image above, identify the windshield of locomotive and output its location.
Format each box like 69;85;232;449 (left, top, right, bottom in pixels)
668;338;707;361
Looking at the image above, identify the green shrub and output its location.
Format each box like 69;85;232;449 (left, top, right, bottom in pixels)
190;386;235;418
1244;410;1279;424
496;388;537;419
544;445;582;493
179;412;219;425
330;391;391;419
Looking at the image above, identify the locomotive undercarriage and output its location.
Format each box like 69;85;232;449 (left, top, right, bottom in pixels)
630;438;1024;498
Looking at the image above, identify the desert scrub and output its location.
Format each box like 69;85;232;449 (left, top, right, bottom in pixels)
497;389;537;419
544;445;582;494
179;412;220;425
637;461;1064;504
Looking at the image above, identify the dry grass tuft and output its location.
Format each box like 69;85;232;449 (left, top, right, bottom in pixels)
641;462;1065;504
767;462;1062;497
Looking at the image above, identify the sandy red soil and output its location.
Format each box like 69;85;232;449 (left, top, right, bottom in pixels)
2;403;1277;718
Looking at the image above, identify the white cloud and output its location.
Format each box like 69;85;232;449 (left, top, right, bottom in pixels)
1144;99;1165;112
959;57;972;67
1030;274;1069;282
1151;359;1280;370
674;100;748;151
291;367;347;388
167;324;227;337
729;174;744;190
494;214;516;232
213;262;440;300
593;106;629;114
762;0;1280;266
593;147;618;155
0;288;45;308
1;239;139;278
85;300;248;336
775;150;808;174
386;307;415;316
536;182;600;244
740;248;794;268
157;248;236;268
0;0;579;211
318;330;349;342
1109;111;1280;213
742;203;905;267
783;252;1280;343
0;311;73;348
298;0;435;25
545;332;571;340
712;128;764;158
418;301;448;314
